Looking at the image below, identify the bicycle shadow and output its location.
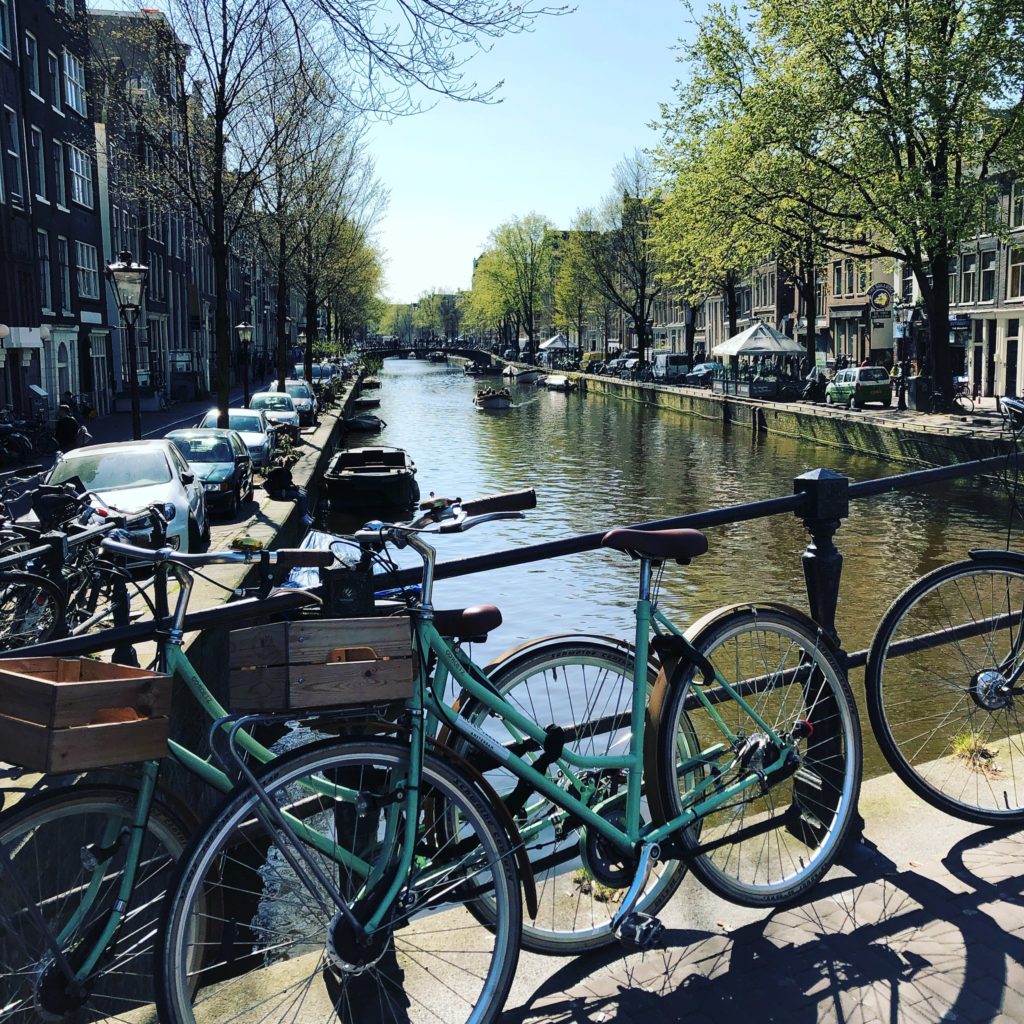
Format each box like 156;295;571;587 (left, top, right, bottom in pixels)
507;832;1024;1024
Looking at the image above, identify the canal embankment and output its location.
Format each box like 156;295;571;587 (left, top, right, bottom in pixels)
507;363;1009;467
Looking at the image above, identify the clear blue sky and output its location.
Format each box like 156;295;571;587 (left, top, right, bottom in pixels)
368;0;699;304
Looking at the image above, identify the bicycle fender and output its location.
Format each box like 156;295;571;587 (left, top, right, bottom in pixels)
968;549;1024;568
481;633;644;677
425;737;538;921
643;602;843;832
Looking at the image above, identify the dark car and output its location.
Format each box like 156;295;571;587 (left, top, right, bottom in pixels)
166;428;255;517
686;361;724;387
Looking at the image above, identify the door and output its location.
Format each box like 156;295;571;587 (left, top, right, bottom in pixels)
986;320;996;397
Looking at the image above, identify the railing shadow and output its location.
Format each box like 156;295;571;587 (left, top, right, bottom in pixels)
507;829;1024;1024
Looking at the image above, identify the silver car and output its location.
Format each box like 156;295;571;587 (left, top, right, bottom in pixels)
283;380;317;426
249;392;301;443
198;408;276;469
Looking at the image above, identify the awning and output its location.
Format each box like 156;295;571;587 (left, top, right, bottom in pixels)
539;333;568;350
712;322;806;357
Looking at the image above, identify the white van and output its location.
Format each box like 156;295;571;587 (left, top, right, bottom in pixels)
652;352;690;383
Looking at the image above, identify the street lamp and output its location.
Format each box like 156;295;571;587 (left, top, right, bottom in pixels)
105;251;148;440
235;321;253;407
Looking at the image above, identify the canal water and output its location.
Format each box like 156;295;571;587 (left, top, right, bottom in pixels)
318;359;1019;775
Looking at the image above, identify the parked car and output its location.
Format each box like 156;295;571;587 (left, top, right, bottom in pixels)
282;380;318;426
603;357;630;376
249;392;301;442
652;352;690;383
826;366;893;409
46;439;209;551
197;408;277;469
686;361;724;387
166;428;254;517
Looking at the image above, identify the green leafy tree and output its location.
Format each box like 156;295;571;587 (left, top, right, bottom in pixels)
552;232;598;356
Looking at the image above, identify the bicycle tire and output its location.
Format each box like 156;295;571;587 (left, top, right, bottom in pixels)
865;557;1024;824
452;638;691;955
653;606;861;907
0;783;191;1022
0;570;66;650
158;737;521;1024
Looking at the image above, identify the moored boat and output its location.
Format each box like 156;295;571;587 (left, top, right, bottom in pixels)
344;413;386;432
474;387;513;410
428;351;448;363
502;367;544;384
543;375;576;392
362;377;382;389
465;363;503;377
323;446;419;511
353;396;381;410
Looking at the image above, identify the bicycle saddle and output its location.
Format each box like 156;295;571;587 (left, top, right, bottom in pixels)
433;605;502;641
601;528;708;563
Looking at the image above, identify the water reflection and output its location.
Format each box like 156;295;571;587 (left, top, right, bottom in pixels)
317;360;1015;775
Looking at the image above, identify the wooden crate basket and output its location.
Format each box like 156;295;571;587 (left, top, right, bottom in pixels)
0;658;172;773
229;617;414;712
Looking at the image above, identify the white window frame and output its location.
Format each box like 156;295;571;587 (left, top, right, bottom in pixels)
961;253;978;305
52;140;66;207
0;0;11;58
63;50;87;117
1012;184;1024;231
56;235;71;313
981;250;997;303
3;106;23;208
1008;247;1024;301
25;33;41;97
67;143;92;208
47;51;62;113
29;126;45;200
37;230;52;311
75;240;99;300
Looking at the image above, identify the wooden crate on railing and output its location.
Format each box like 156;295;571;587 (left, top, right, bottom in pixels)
0;657;171;773
228;618;414;712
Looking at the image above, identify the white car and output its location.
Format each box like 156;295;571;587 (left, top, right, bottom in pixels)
47;439;210;551
198;408;277;469
249;392;301;442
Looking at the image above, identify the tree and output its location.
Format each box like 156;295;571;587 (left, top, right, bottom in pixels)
575;152;662;364
553;232;598;356
486;214;554;361
464;251;517;348
667;0;1024;398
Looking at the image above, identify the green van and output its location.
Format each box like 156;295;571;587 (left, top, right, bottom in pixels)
825;366;893;409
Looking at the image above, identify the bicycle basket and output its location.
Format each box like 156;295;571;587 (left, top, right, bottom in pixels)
228;618;414;713
0;657;171;773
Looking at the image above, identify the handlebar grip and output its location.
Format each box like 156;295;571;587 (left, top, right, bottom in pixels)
275;548;335;569
460;488;537;516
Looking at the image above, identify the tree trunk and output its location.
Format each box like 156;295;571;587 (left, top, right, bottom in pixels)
213;118;230;429
804;267;818;364
922;253;953;400
305;290;318;379
725;282;738;340
276;239;289;394
684;302;696;361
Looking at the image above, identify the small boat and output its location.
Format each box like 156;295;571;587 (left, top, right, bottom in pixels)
465;363;503;377
362;377;382;389
474;387;513;410
503;367;544;384
353;396;381;410
543;375;576;392
345;413;386;432
428;351;448;363
323;446;419;511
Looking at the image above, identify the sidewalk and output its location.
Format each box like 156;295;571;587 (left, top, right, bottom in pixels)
84;389;248;447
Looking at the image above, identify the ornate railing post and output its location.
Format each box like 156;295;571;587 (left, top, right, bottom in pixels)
794;468;849;648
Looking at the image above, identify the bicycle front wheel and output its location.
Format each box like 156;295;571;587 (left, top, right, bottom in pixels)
0;783;191;1022
0;571;66;649
453;638;691;955
159;738;521;1024
654;607;861;907
866;558;1024;824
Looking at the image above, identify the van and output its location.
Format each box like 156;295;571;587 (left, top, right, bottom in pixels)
580;350;605;373
652;352;690;383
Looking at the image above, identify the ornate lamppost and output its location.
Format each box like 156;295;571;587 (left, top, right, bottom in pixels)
235;321;253;407
105;251;149;440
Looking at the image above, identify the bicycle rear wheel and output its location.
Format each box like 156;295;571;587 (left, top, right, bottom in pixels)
654;607;861;907
158;737;521;1024
866;557;1024;824
0;571;65;650
452;639;691;955
0;783;191;1023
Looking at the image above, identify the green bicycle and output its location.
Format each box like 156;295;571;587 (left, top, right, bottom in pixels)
154;490;863;1023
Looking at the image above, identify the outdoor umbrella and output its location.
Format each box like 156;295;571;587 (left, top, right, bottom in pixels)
539;333;569;350
711;322;806;357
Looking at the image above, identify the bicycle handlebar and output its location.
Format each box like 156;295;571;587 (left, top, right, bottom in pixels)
460;488;536;516
99;538;336;569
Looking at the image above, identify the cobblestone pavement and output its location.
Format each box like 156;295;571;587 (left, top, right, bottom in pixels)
505;779;1024;1024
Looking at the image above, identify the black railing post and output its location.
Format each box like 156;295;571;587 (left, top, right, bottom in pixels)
110;576;139;668
794;468;849;647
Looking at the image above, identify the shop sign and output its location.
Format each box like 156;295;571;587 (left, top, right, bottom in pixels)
949;316;971;330
867;282;896;312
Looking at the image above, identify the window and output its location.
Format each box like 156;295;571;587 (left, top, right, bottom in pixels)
63;51;87;116
962;253;977;304
67;144;92;207
0;0;11;57
832;261;842;296
47;52;61;111
4;107;23;208
25;34;40;96
52;141;65;206
981;250;997;302
1009;247;1024;300
857;262;870;294
75;241;99;299
948;258;960;305
1013;184;1024;230
29;127;44;199
149;251;164;300
37;231;51;310
56;236;70;312
901;264;914;303
844;258;855;295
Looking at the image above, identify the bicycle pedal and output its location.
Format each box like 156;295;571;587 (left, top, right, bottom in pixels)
614;912;665;950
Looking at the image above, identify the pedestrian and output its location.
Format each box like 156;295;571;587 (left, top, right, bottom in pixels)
54;404;79;453
264;459;311;525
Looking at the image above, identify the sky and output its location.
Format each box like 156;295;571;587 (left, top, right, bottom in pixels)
367;0;699;304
